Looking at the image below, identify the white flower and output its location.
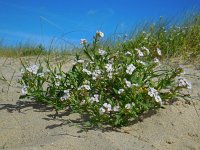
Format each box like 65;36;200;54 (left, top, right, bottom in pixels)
148;87;162;105
125;79;132;88
94;69;101;74
154;58;160;64
77;59;85;63
96;31;104;38
103;103;108;107
99;107;106;114
26;65;39;74
80;39;87;44
142;46;150;55
90;94;99;103
78;85;91;91
154;95;162;104
94;94;99;99
98;49;107;56
105;63;113;72
83;68;92;75
60;90;71;101
118;89;125;94
138;51;144;57
125;103;131;109
136;60;146;65
126;64;136;75
60;94;70;101
22;86;28;94
178;78;192;89
83;85;91;90
135;48;144;57
92;69;101;80
125;51;132;56
157;48;162;56
148;87;158;97
113;105;120;112
103;103;112;112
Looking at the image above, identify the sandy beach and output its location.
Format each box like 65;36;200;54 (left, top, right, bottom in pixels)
0;57;200;150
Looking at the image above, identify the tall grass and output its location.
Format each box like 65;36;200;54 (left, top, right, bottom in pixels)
0;42;79;57
104;12;200;62
0;43;46;57
0;11;199;61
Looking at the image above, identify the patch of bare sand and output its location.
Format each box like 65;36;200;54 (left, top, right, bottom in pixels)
0;57;200;150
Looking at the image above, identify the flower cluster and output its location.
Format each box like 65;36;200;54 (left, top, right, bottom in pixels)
80;39;87;45
26;65;39;74
92;69;101;80
105;63;113;72
96;31;104;38
148;87;162;105
126;64;136;75
78;84;91;91
90;94;100;103
178;78;192;89
60;90;71;101
99;102;112;114
98;49;107;56
135;48;144;57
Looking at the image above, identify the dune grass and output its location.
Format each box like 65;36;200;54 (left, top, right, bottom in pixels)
104;12;200;62
0;11;199;61
0;43;47;57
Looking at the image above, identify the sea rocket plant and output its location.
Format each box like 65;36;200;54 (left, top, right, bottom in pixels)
18;31;192;127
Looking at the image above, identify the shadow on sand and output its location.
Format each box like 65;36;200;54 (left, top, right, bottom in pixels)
0;98;178;133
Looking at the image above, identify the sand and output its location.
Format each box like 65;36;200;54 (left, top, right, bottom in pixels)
0;57;200;150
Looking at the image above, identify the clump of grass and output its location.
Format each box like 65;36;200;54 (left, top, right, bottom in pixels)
0;43;47;57
1;11;199;60
105;12;200;62
0;41;80;58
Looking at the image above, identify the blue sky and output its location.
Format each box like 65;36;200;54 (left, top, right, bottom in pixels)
0;0;200;47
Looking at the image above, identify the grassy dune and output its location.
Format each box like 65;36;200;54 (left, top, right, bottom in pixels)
0;12;199;62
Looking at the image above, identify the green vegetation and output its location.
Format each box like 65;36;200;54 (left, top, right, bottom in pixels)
105;12;200;62
0;43;46;57
18;31;191;127
0;12;200;60
2;11;198;128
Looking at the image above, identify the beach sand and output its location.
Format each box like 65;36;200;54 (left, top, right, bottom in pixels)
0;57;200;150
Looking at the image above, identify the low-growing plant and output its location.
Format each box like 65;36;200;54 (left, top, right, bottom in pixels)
18;31;192;127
